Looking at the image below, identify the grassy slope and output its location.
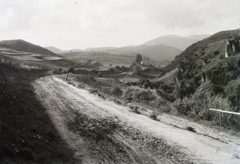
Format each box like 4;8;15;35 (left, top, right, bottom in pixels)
160;29;240;74
0;65;77;163
0;40;56;56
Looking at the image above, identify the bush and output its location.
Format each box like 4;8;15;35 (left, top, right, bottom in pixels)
122;87;156;104
74;75;104;89
173;89;240;129
97;72;103;77
111;87;123;98
68;67;74;73
214;50;219;55
150;109;159;120
224;79;240;106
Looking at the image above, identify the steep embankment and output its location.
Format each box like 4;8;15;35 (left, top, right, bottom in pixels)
157;29;240;129
0;66;77;163
162;29;240;73
173;29;240;98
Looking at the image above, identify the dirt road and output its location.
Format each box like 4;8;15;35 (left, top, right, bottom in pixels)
33;76;240;164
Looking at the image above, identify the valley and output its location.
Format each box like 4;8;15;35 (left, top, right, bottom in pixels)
0;28;240;163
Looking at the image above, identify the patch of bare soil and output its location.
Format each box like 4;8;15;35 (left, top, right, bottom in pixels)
33;76;240;164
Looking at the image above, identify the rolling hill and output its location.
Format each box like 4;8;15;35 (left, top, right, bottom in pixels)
105;44;182;61
84;44;182;61
0;39;57;56
144;34;210;51
85;47;117;52
0;39;74;69
45;46;63;54
45;46;83;54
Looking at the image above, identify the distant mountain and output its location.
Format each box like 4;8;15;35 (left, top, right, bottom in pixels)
63;49;83;53
0;39;56;56
105;44;182;61
45;46;63;54
83;44;182;61
45;46;84;54
144;34;210;51
85;47;116;52
185;34;210;40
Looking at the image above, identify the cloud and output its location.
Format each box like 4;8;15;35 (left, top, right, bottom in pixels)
0;0;239;49
0;0;39;31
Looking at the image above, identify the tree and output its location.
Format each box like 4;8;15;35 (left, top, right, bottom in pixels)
65;67;75;81
135;54;142;63
59;68;62;72
132;65;141;76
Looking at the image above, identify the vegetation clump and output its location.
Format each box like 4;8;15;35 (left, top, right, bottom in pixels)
173;89;240;129
111;86;123;98
122;87;156;104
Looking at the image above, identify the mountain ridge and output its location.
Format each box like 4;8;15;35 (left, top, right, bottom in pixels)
144;34;210;50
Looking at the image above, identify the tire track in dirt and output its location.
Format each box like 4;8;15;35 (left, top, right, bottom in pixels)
33;76;240;164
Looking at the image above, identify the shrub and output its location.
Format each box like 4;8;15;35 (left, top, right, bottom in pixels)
111;87;123;98
67;67;75;73
214;50;219;55
97;72;103;77
101;86;111;95
150;109;159;120
173;89;240;129
74;75;103;89
131;106;140;114
122;87;156;104
224;79;240;106
53;68;63;74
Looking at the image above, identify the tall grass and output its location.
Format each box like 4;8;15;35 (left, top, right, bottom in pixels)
173;89;240;129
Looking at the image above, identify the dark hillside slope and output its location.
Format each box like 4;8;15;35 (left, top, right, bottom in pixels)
0;40;57;56
155;29;240;129
161;29;240;74
0;66;77;163
135;44;182;61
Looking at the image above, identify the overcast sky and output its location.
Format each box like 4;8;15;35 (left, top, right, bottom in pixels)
0;0;239;50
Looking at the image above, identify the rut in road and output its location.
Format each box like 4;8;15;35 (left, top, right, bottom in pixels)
33;76;240;164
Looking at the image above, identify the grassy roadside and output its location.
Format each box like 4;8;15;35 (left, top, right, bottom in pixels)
62;73;240;134
0;65;78;163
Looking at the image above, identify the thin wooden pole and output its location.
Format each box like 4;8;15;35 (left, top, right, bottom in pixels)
209;108;240;116
65;73;69;81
